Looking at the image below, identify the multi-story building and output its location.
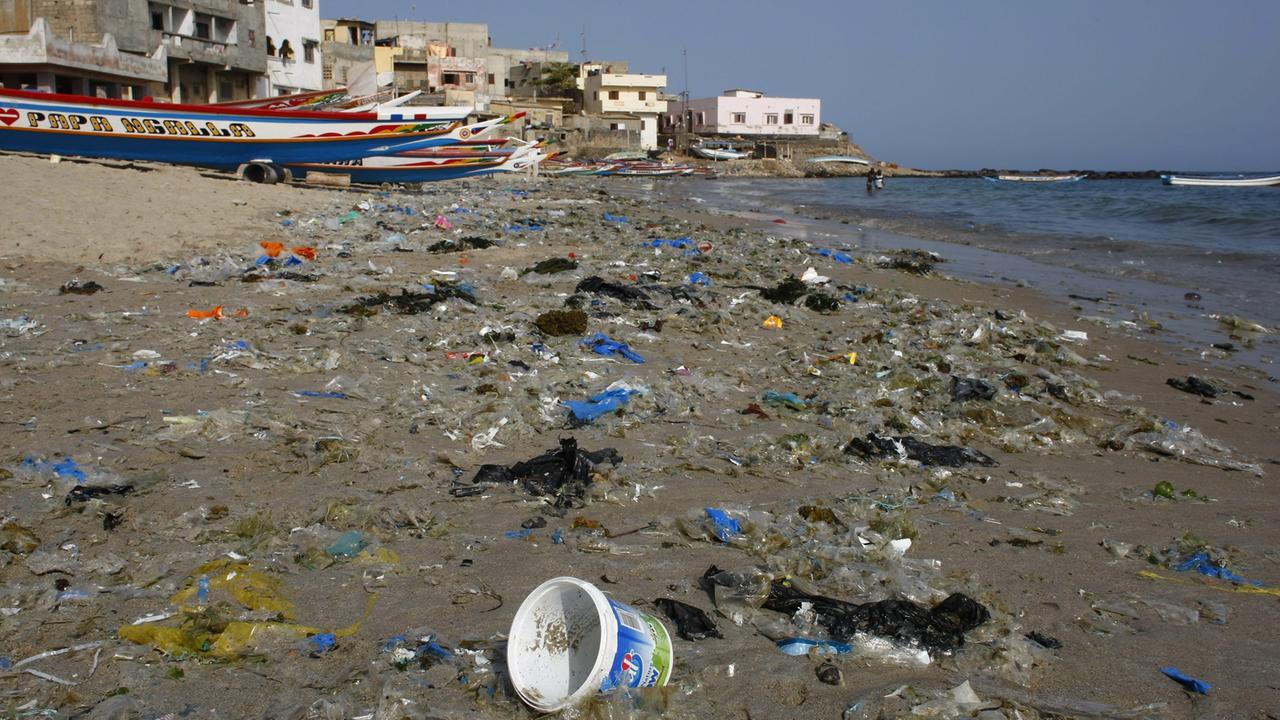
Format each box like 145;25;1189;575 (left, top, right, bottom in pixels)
674;89;821;137
320;17;375;94
0;17;166;98
364;20;568;110
581;66;666;149
0;0;268;102
264;0;321;95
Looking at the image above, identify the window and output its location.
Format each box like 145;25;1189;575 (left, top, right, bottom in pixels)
765;113;778;124
149;3;169;31
248;29;255;47
638;91;646;100
544;112;553;125
593;91;598;100
323;65;333;81
487;73;495;85
784;111;794;124
194;16;211;39
324;29;335;41
280;39;294;60
301;0;312;7
303;40;317;63
732;112;745;124
266;36;275;56
801;114;814;124
608;90;619;100
696;112;705;125
219;81;232;99
213;16;235;43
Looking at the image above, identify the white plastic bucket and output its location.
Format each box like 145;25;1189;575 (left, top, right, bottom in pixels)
507;576;673;712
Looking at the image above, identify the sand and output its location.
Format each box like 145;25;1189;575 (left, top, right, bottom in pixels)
0;152;1276;719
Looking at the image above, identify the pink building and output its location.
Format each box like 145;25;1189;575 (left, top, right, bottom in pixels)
668;89;821;137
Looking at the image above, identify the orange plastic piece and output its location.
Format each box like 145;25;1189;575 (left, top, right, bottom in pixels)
233;308;250;318
291;246;316;261
187;306;223;320
259;241;284;258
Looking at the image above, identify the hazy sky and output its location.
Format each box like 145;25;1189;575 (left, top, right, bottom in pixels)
326;0;1280;170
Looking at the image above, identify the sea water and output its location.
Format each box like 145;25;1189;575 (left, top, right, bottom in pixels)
644;176;1280;370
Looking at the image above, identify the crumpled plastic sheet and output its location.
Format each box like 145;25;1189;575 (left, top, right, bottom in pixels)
1125;425;1263;476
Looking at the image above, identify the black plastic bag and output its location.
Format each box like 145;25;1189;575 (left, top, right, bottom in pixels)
844;432;996;467
575;276;655;308
1166;376;1219;398
455;438;621;507
950;376;996;402
762;579;989;655
654;598;722;641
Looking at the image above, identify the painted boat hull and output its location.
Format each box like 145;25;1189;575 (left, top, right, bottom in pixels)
288;143;548;184
0;88;483;169
1161;174;1280;187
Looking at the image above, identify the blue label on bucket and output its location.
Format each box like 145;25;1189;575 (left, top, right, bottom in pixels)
600;599;673;692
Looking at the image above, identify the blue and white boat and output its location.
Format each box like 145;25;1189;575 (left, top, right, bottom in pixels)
0;88;484;170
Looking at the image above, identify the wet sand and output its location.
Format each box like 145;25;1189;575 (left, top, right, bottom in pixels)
0;153;1277;719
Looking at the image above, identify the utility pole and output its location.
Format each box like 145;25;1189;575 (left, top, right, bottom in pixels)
682;47;689;134
580;26;587;63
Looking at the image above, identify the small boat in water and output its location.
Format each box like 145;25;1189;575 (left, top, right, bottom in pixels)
984;174;1087;183
1160;173;1280;187
807;155;871;165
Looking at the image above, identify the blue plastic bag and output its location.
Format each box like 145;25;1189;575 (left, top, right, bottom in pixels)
1160;666;1210;695
581;332;645;363
704;507;741;542
564;388;636;423
1176;552;1264;587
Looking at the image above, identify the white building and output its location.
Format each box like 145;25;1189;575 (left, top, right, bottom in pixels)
676;89;821;137
581;69;667;150
265;0;322;94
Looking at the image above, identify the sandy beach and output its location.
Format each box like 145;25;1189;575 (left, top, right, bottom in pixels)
0;153;1277;719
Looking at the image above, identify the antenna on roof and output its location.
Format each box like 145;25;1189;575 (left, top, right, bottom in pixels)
580;26;587;62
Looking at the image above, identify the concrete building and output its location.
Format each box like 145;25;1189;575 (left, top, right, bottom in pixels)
581;67;665;149
264;0;321;95
362;20;569;109
0;17;166;97
489;48;568;100
674;89;821;137
319;17;375;94
1;0;269;102
372;20;486;104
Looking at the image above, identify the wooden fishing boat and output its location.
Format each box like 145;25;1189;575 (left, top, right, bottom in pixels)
611;162;693;177
287;140;550;185
0;88;482;170
213;89;461;118
1160;173;1280;187
691;144;750;161
984;174;1087;183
